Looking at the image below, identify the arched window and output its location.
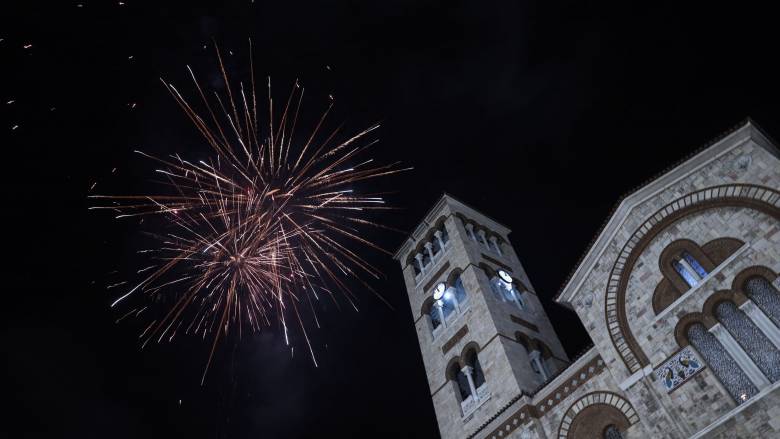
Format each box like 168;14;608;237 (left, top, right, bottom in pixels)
465;350;486;388
431;237;441;256
672;258;699;287
687;323;758;403
453;275;468;307
449;362;471;401
428;301;442;331
744;276;780;327
490;237;502;254
440;226;449;244
715;301;780;382
491;270;525;310
683;251;708;278
603;425;623;439
421;251;431;268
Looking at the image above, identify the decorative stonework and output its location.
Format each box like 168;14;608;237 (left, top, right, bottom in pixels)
510;314;539;332
558;392;640;439
605;183;780;373
476;354;606;439
442;325;469;354
654;346;705;392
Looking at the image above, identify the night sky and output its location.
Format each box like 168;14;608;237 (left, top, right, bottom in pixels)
4;1;780;438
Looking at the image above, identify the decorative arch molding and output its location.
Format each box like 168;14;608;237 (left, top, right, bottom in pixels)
558;391;639;439
732;265;778;293
605;184;780;373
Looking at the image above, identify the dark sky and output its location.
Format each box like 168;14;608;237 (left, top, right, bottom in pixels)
3;1;780;438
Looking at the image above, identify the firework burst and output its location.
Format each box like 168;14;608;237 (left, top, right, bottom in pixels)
91;45;408;383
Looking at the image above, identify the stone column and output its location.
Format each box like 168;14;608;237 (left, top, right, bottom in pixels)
710;323;770;389
464;223;476;241
740;300;780;350
434;301;446;329
414;253;424;274
462;365;478;400
434;230;445;251
529;350;549;381
489;235;502;255
424;241;435;262
477;229;489;249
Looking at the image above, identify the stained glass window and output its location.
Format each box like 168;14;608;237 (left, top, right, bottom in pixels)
673;259;699;287
682;251;708;278
687;323;758;403
716;301;780;382
745;277;780;327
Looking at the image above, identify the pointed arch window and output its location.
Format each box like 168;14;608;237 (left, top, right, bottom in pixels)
715;301;780;382
687;323;758;403
745;276;780;327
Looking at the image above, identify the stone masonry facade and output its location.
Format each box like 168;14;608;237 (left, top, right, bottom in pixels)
395;120;780;438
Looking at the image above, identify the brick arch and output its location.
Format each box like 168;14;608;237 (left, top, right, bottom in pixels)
732;265;778;293
558;391;639;439
673;312;716;347
605;184;780;373
702;290;749;319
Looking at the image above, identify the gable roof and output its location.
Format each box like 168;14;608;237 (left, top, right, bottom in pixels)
554;118;780;307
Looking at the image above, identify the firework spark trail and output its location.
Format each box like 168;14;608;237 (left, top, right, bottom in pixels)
90;44;410;383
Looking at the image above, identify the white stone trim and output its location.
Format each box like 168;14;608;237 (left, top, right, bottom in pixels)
740;300;780;351
709;323;770;389
618;364;653;391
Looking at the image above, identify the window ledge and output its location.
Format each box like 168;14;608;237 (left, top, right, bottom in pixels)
431;303;470;342
461;386;491;420
652;244;750;325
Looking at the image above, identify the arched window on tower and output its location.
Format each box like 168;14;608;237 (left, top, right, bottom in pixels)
714;301;780;382
490;269;526;311
603;425;624;439
449;362;472;402
744;276;780;327
425;277;469;338
465;350;486;389
686;322;758;403
440;225;449;244
453;274;468;308
427;301;442;332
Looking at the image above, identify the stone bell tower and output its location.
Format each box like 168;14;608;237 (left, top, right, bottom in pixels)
393;194;569;439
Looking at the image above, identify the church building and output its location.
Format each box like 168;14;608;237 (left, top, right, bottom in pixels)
393;120;780;438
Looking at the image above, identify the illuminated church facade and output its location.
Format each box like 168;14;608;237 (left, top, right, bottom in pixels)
394;120;780;438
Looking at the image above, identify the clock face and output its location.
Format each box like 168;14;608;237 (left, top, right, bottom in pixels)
433;282;446;300
498;269;512;283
